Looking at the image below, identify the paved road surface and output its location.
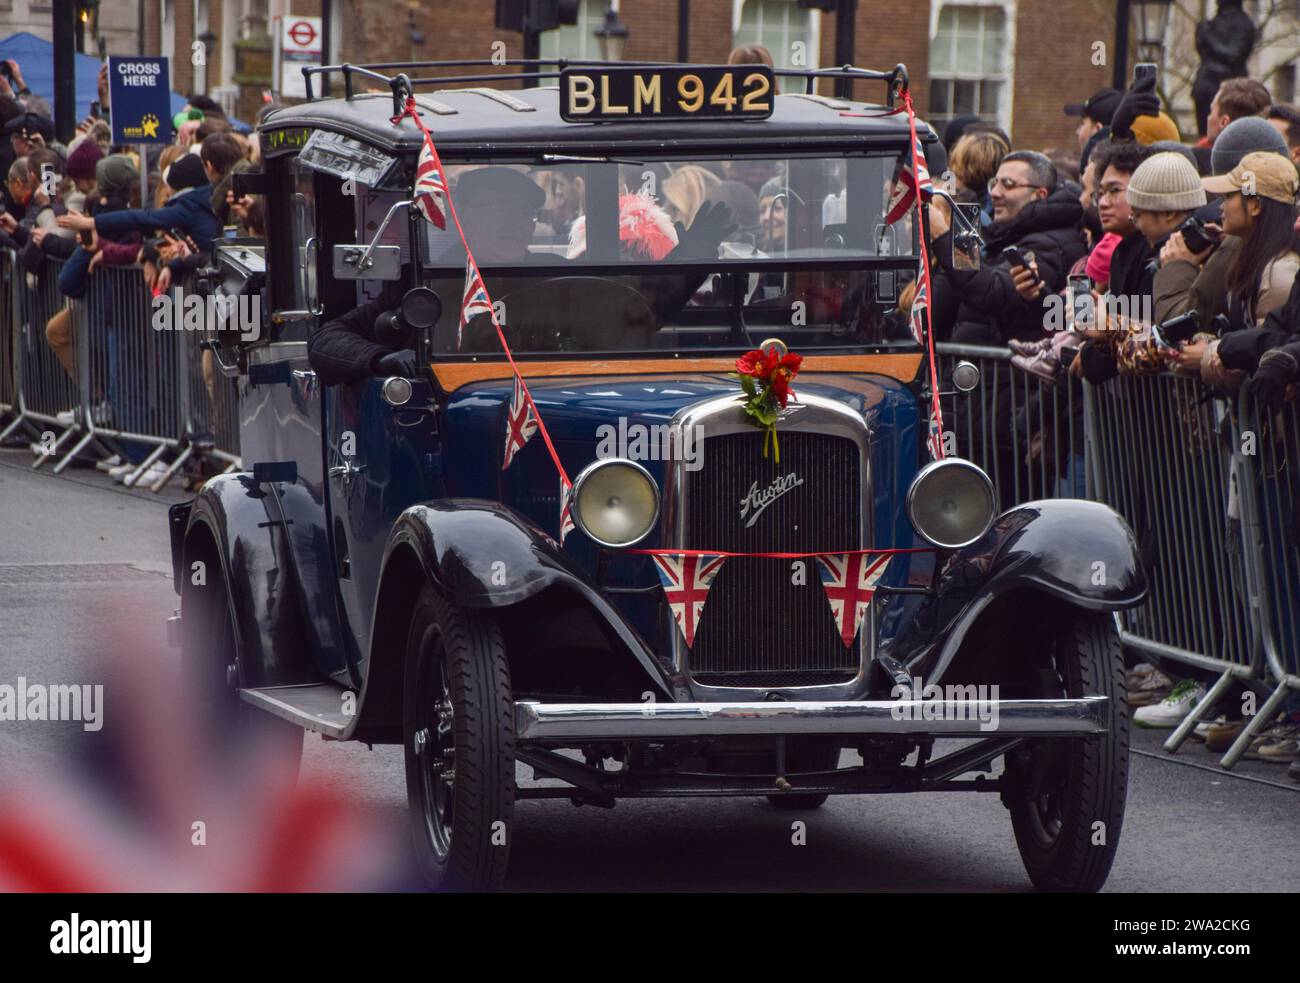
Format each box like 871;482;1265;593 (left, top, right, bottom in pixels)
1;451;1295;891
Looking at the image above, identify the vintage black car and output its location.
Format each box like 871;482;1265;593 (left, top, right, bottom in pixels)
169;59;1146;892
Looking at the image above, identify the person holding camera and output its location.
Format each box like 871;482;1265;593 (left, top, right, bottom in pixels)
1166;152;1300;387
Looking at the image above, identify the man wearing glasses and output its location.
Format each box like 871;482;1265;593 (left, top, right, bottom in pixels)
929;150;1087;347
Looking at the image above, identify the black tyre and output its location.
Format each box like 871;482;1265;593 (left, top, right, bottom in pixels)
766;740;840;810
180;542;303;776
1005;608;1129;893
403;583;515;891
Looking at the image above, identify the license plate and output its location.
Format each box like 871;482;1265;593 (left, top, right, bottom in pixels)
559;65;775;123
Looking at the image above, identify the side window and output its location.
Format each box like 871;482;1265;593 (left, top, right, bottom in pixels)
291;158;319;315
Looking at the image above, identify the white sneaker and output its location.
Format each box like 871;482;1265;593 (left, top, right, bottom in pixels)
124;463;169;488
1135;680;1206;728
1192;714;1227;741
55;409;76;426
95;454;123;472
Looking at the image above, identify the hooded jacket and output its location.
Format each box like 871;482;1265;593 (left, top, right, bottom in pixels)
931;183;1088;345
92;182;218;275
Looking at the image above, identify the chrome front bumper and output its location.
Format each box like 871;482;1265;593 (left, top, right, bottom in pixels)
515;696;1110;742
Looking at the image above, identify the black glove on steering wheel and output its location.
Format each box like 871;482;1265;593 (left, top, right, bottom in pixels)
671;200;739;259
373;348;419;378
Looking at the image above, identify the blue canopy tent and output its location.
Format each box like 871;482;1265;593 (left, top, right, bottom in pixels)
0;32;248;134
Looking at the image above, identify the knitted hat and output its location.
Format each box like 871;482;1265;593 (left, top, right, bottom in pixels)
96;154;138;196
163;151;207;191
1130;112;1181;146
65;137;104;181
1147;140;1198;170
1126;152;1207;212
1210;116;1288;175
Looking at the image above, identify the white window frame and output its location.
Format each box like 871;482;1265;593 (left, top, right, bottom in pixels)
539;0;609;64
928;0;1016;131
731;0;821;85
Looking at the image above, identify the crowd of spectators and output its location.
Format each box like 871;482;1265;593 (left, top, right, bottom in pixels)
917;71;1300;775
0;58;269;485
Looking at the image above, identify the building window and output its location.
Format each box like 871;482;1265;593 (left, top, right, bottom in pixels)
929;3;1009;128
539;0;607;63
1276;64;1296;105
735;0;816;90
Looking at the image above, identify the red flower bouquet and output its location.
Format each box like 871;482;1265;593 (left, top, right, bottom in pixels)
733;346;803;462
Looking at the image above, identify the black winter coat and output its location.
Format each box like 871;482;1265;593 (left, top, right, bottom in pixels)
931;184;1087;345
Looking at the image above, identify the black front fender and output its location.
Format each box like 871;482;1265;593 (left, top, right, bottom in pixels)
887;499;1146;683
171;474;315;688
373;499;672;697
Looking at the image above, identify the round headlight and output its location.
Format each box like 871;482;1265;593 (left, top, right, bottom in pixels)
906;458;996;549
571;459;661;548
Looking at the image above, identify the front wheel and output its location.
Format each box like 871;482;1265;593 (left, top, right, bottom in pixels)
1004;608;1129;893
403;583;515;891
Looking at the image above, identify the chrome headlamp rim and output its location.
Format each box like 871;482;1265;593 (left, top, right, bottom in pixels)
570;457;662;549
905;457;997;550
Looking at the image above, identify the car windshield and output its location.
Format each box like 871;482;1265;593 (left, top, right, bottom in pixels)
409;152;923;355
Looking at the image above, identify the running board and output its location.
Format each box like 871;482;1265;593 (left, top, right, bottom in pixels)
240;683;352;738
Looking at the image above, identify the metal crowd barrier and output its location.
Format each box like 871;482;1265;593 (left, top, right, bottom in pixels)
936;341;1300;770
0;248;242;489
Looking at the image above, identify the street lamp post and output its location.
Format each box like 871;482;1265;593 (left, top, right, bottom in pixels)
1135;0;1174;66
595;5;628;63
1115;0;1175;92
197;28;217;96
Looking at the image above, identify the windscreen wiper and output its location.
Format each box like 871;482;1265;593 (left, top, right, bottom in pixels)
541;153;645;166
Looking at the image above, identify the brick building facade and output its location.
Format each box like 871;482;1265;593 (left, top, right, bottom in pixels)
121;0;1128;153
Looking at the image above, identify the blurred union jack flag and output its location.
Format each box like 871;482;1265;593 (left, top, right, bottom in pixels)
651;553;727;650
502;375;537;470
908;273;928;345
459;258;492;348
413;135;447;230
815;552;892;648
885;131;933;226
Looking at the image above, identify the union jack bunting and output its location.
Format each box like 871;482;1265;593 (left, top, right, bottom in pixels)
413;135;447;230
908;273;928;345
502;375;538;470
559;477;576;545
459;258;492;349
651;553;727;650
815;552;893;648
885;130;933;226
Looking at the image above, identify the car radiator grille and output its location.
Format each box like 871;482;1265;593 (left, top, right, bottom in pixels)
682;429;863;686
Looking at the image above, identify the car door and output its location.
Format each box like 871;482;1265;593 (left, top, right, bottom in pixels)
257;151;360;686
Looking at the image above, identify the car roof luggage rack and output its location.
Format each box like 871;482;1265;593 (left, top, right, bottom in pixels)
300;58;910;118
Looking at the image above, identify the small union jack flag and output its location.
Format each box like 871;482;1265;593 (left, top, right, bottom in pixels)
413;134;447;230
652;553;727;650
502;375;538;470
559;477;576;545
885;131;933;226
815;552;892;648
926;402;945;461
908;273;928;345
459;258;492;349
